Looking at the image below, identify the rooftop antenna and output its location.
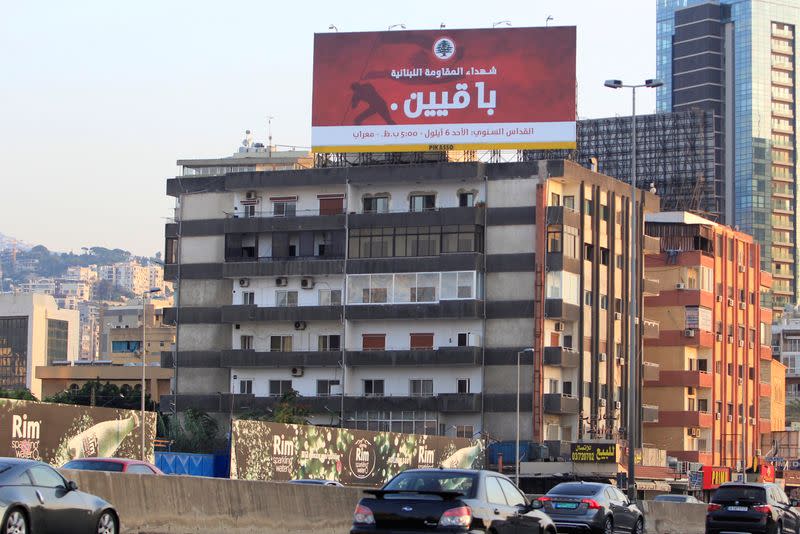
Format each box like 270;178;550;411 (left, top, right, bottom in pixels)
440;22;446;29
328;24;338;32
267;116;274;156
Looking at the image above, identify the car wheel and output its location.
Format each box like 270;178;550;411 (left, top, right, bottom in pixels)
601;516;614;534
3;509;27;534
96;511;117;534
633;518;643;534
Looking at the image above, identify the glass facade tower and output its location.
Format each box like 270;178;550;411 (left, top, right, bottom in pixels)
657;0;800;313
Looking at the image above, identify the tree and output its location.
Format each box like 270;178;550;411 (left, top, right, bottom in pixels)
435;39;454;58
273;390;310;425
158;409;224;454
44;380;154;410
94;279;135;302
0;389;38;401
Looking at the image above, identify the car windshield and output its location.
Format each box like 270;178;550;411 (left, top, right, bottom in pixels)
63;460;124;472
548;483;603;496
383;471;476;497
654;495;686;502
712;487;766;503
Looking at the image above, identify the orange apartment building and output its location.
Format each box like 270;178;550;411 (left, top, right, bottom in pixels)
642;212;777;470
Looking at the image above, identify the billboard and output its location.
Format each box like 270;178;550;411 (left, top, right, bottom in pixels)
230;420;484;487
312;27;576;152
570;442;617;463
702;466;731;490
0;399;156;466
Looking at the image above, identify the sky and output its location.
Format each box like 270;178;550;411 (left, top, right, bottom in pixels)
0;0;657;257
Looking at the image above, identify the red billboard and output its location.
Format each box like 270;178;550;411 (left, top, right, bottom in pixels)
702;466;731;490
312;27;576;153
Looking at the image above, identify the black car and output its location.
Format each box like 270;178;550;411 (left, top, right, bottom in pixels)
706;482;800;534
0;458;118;534
350;468;556;533
538;481;644;534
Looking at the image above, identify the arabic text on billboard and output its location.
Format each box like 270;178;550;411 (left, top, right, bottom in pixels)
570;442;617;463
230;420;484;487
0;399;156;465
312;27;576;153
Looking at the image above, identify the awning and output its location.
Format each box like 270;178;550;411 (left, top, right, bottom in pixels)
636;480;672;492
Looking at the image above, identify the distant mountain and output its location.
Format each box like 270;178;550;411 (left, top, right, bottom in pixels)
0;233;32;252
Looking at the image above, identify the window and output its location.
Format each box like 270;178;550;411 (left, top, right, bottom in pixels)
318;289;342;306
600;204;609;222
441;225;480;254
127;465;156;475
584;290;593;306
276;290;298;307
29;466;65;488
457;378;470;394
270;336;292;352
317;379;340;396
727;364;733;376
548;379;559;394
584;243;594;260
457;333;469;347
269;380;292;397
547;228;562;253
363;196;389;213
364;379;384;397
562;381;573;395
349;226;483;258
410;379;434;397
698;399;708;412
600;248;609;266
600;294;609;310
318;196;344;215
485;477;507;505
497;478;526;507
455;425;473;438
239;379;253;394
362;334;386;351
347;272;477;304
46;319;68;364
242;291;255;305
458;192;475;207
563;196;575;210
551;192;561;206
410;194;436;212
616;254;624;269
410;333;434;350
318;335;341;351
584;199;594;216
111;341;141;353
273;199;297;217
240;335;254;350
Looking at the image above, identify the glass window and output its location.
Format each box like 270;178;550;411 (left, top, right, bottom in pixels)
363;196;389;213
240;335;253;350
414;273;439;302
239;379;253;394
269;380;292;397
384;471;476;495
410;194;436;212
127;465;156;475
29;466;65;488
316;379;340;396
270;336;292;352
409;379;434;397
364;379;384;396
61;461;123;472
318;335;341;351
273;200;297;217
458;192;475;207
276;290;298;307
318;289;342;306
47;319;68;364
498;478;526;507
485;477;508;505
348;275;370;304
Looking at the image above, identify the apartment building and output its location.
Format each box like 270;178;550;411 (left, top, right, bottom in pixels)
100;301;174;365
773;308;800;408
163;159;661;446
643;212;776;470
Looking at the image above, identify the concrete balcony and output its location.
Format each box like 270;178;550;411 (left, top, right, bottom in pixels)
642;361;660;381
544;299;580;321
642;404;659;423
642;319;660;339
649;410;713;427
345;300;483;320
546;252;581;274
543;393;579;415
220;349;341;368
437;393;481;413
546;205;580;228
646;370;712;388
643;278;660;296
346;346;481;367
223;257;345;277
221;304;342;323
643;235;660;255
350;206;485;229
543;347;580;368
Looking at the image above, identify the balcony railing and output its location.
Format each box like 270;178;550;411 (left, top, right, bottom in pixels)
543;393;579;415
543;347;580;368
229;207;344;218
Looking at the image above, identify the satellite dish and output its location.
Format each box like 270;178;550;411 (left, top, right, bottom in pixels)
242;129;254;148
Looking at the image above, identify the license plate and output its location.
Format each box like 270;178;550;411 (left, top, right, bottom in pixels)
554;502;579;509
726;506;748;512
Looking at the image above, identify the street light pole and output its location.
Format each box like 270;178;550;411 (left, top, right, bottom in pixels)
604;78;662;503
516;348;535;486
141;287;161;461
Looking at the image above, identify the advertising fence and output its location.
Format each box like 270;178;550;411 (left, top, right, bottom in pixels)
230;420;484;487
0;399;156;465
312;27;576;152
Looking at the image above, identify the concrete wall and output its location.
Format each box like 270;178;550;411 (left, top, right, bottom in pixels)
61;469;363;534
58;469;707;534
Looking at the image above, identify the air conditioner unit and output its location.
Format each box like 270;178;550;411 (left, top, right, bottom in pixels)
238;278;250;288
738;302;746;310
294;321;307;330
684;329;696;338
676;283;686;290
246;190;257;200
716;333;723;342
598;353;607;362
738;377;743;385
275;277;288;287
614;312;622;321
617;356;625;366
690;428;700;438
738;340;744;348
727;414;733;422
235;324;241;330
715;412;721;420
749;341;754;349
301;277;315;289
291;367;304;377
716;295;723;302
614;401;621;410
750;417;756;426
727;335;734;343
727;298;734;307
738;265;746;273
599;398;607;407
554;322;564;332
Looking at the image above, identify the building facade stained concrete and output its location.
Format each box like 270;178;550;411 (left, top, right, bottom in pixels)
0;293;79;398
163;158;661;449
643;211;779;470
